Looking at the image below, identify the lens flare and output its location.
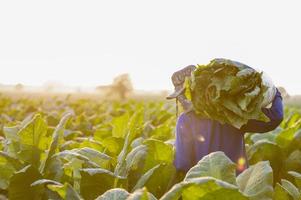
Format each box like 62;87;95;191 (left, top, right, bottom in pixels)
237;157;246;171
197;135;205;142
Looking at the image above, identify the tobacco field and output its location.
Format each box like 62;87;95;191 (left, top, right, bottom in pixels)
0;94;301;200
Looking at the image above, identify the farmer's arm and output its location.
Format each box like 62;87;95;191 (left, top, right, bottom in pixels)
241;89;283;133
174;114;194;172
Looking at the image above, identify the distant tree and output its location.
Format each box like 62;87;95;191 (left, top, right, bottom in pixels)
278;86;290;98
96;74;133;100
111;74;133;99
15;83;24;91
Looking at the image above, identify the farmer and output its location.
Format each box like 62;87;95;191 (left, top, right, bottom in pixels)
167;61;283;176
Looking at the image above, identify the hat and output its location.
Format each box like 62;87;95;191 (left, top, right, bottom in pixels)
166;65;196;99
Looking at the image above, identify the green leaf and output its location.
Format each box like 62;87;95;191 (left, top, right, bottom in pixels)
80;168;125;200
8;165;43;200
3;125;19;142
96;188;130;200
131;137;144;149
283;113;301;129
281;179;300;200
247;141;283;182
127;188;157;200
62;157;85;192
31;179;62;187
18;114;48;150
74;147;112;168
112;113;130;138
184;151;237;185
125;140;174;191
143;139;174;173
101;137;124;156
125;145;148;189
250;128;282;143
47;183;82;200
288;171;301;189
78;138;104;152
0;151;23;169
276;121;301;149
161;177;247;200
55;148;112;169
149;124;173;141
0;154;16;190
126;145;148;172
132;164;176;198
273;183;293;200
284;150;301;172
236;161;274;200
132;164;161;191
114;132;133;177
114;109;144;177
40;113;72;174
30;179;63;200
17;114;48;167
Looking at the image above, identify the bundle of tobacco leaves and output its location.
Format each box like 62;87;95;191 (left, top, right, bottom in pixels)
186;58;269;129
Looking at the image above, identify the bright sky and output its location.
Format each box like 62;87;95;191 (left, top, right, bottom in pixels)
0;0;300;94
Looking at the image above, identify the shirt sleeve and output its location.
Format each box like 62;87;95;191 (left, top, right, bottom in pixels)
241;89;284;133
174;113;194;172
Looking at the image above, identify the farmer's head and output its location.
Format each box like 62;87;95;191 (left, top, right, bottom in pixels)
166;65;196;100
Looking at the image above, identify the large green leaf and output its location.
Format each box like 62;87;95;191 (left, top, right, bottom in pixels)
283;113;301;129
0;151;23;169
18;114;48;150
114;109;144;177
132;164;176;198
127;188;157;200
275;121;301;149
62;157;84;192
40;113;72;174
31;179;64;199
111;113;130;138
237;161;274;200
280;179;300;200
54;148;111;169
184;151;237;185
250;127;282;144
273;183;293;200
142;139;174;173
284;150;301;172
125;140;174;191
80;168;125;200
47;183;82;200
125;145;148;189
77;138;104;152
91;188;158;200
8;165;43;200
161;177;247;200
96;188;130;200
0;154;16;190
17;114;48;168
114;131;133;177
288;171;301;189
247;141;283;182
100;136;124;156
132;164;161;191
126;145;148;173
149;124;173;141
74;147;111;168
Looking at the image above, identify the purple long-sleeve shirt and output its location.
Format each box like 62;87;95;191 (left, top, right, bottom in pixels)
174;90;283;174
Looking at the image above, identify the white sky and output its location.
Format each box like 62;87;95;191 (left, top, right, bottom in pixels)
0;0;300;94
